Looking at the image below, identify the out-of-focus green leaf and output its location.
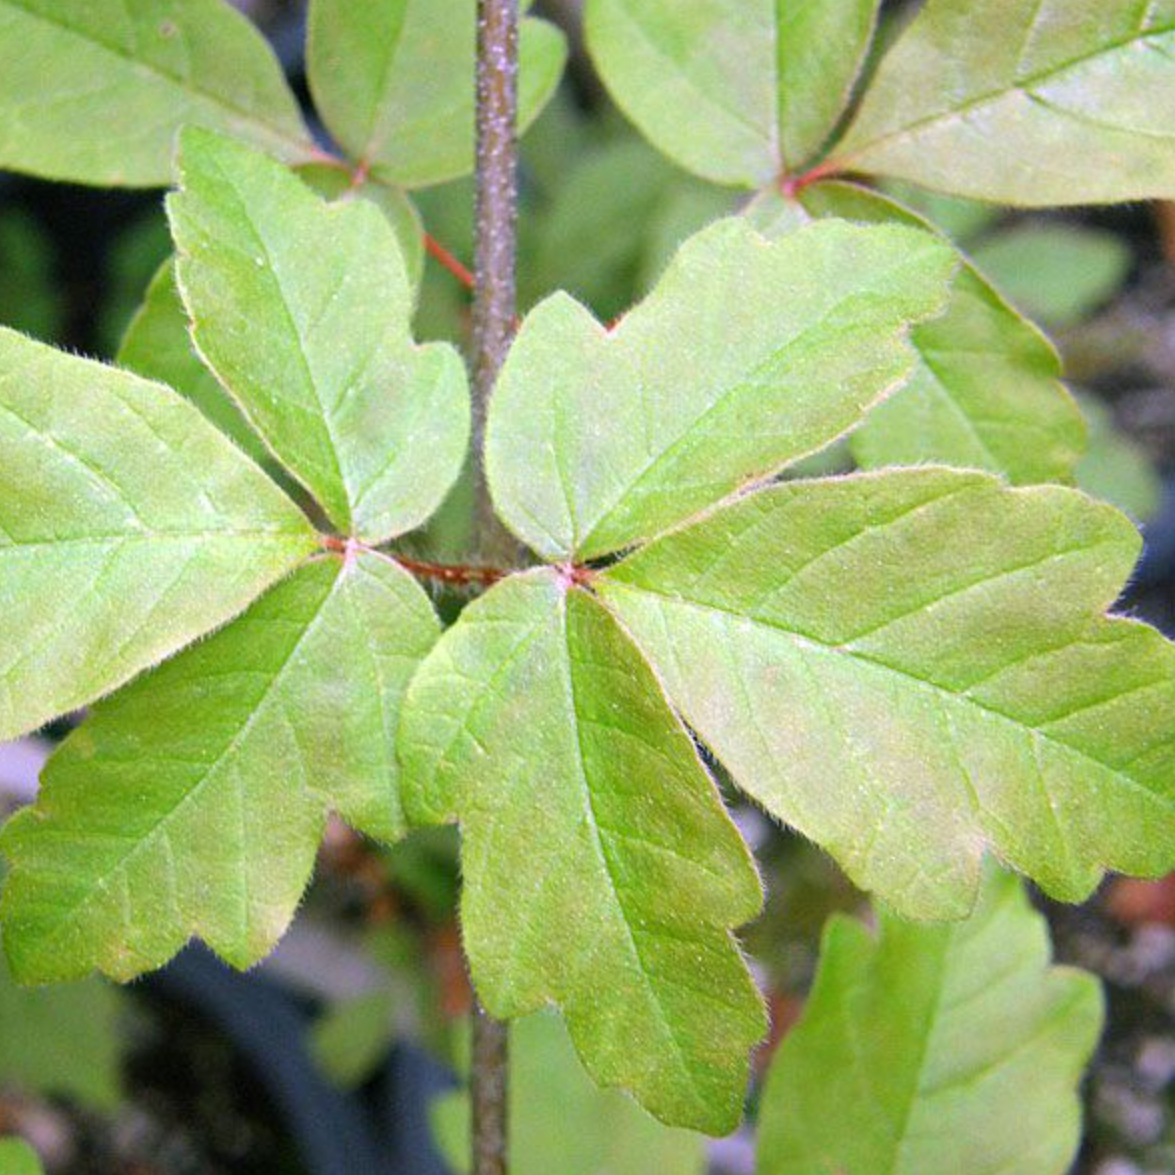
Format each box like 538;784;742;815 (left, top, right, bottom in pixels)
0;327;316;744
0;1138;43;1175
433;1011;706;1174
307;0;567;189
600;467;1175;919
973;224;1132;329
1;551;439;982
833;0;1175;205
118;262;267;465
638;182;737;294
758;870;1103;1175
585;0;879;185
0;211;62;341
0;934;122;1109
760;182;1085;485
311;990;395;1089
488;217;954;561
0;0;312;187
400;571;765;1134
1076;394;1163;522
881;181;1001;244
169;129;469;541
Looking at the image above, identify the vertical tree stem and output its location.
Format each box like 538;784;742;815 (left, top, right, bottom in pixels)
469;2;517;1173
471;0;520;561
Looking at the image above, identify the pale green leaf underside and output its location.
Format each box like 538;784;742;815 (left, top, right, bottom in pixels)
0;0;312;187
169;129;470;541
585;0;878;186
833;0;1175;205
0;941;122;1110
433;1010;705;1175
487;217;955;562
0;1138;43;1175
0;327;316;744
118;261;268;465
400;570;765;1135
754;181;1085;486
758;869;1102;1175
307;0;568;189
1;551;439;983
599;467;1175;919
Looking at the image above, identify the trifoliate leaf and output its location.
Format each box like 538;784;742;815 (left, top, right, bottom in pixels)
487;217;955;562
973;224;1133;330
0;939;123;1110
0;328;316;743
169;129;470;541
0;0;312;187
118;261;268;465
758;870;1103;1175
1;550;439;982
832;0;1175;205
433;1010;706;1175
400;570;765;1134
585;0;879;186
0;1138;43;1175
306;0;567;190
599;467;1175;919
759;182;1085;485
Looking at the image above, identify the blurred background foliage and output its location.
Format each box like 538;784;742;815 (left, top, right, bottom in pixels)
3;1;1175;1174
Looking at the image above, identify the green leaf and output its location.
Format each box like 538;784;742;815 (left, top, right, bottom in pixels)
118;261;268;465
0;1138;43;1175
599;467;1175;920
1075;393;1163;522
433;1011;706;1175
0;938;123;1110
973;224;1132;329
0;0;312;187
832;0;1175;205
758;869;1103;1175
306;0;567;189
311;990;395;1089
400;571;765;1134
0;327;316;744
1;550;439;982
759;182;1085;486
585;0;879;186
879;181;1001;245
0;210;63;341
487;217;955;562
169;129;470;541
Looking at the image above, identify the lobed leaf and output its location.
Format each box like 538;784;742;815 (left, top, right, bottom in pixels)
307;0;567;190
1;550;439;983
169;129;470;541
585;0;879;186
0;0;312;187
0;328;316;743
758;869;1102;1175
399;571;765;1135
832;0;1175;205
487;216;955;562
754;182;1086;485
599;467;1175;919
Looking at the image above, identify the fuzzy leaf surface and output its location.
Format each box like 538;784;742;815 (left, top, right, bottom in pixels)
833;0;1175;204
599;468;1175;919
0;328;315;743
755;182;1085;485
1;551;438;982
307;0;567;189
487;217;955;561
169;129;469;540
758;870;1102;1175
433;1011;705;1175
585;0;879;185
0;0;311;187
118;261;268;465
400;571;765;1134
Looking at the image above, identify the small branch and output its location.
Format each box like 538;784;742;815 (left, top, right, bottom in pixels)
425;233;476;290
472;1003;510;1175
393;553;508;588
